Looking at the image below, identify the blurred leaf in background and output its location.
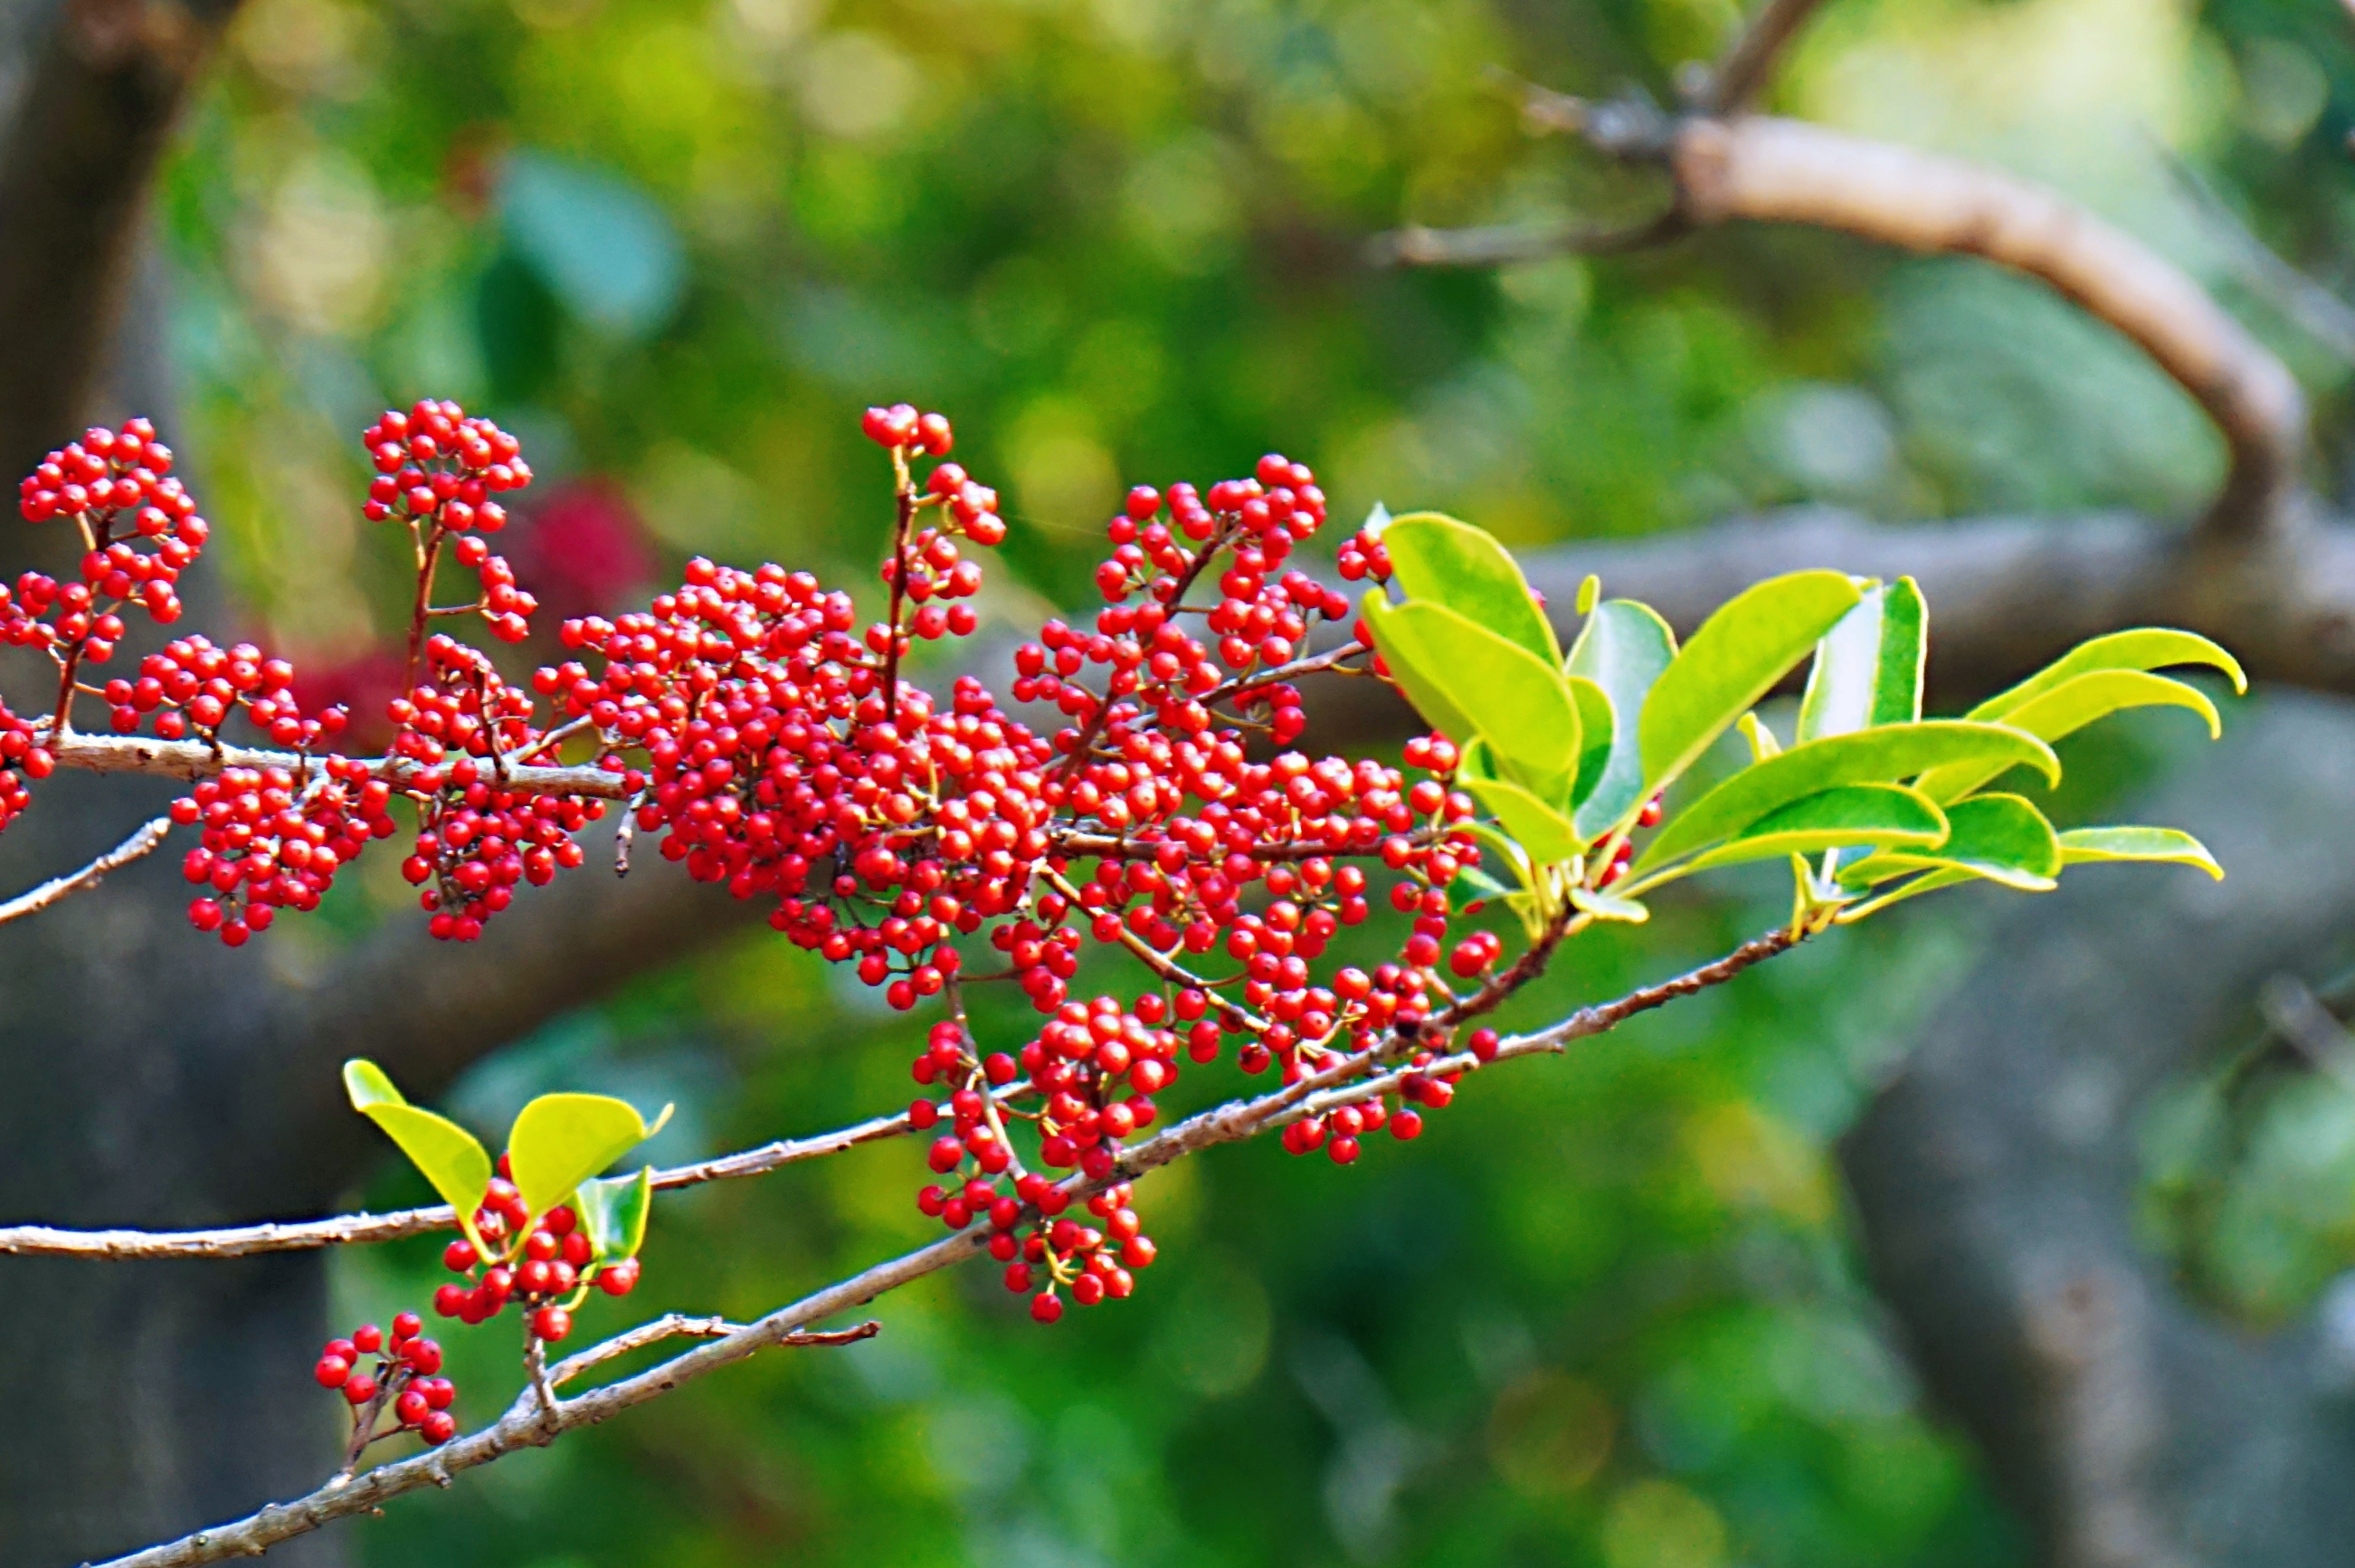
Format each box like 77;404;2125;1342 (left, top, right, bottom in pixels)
181;0;2355;1559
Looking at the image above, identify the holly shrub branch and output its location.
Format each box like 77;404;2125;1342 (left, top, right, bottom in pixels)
0;400;2241;1564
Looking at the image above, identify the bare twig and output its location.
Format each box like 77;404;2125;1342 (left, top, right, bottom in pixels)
1372;210;1689;268
90;927;1798;1568
1700;0;1832;114
0;1103;921;1259
0;812;170;927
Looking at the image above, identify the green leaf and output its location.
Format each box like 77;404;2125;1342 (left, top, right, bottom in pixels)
1836;793;2063;892
1463;769;1583;864
1916;670;2222;803
1832;866;1978;923
1569;885;1649;923
1378;512;1559;665
1362;594;1579;788
1969;628;2246;721
344;1060;493;1257
1565;599;1676;840
1797;578;1924;741
575;1167;654;1262
2057;826;2224;879
508;1092;672;1221
1634;721;2059;872
1638;570;1863;794
1568;676;1614;813
1637;784;1949;884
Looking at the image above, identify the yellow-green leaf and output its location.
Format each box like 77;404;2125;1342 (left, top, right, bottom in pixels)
1568;676;1614;813
1638;571;1862;794
1379;512;1559;665
1569;885;1648;923
1969;628;2246;722
1363;593;1580;789
1635;721;2057;872
1836;793;2062;892
1917;670;2222;803
575;1167;655;1262
343;1059;492;1257
1566;599;1676;840
1463;769;1583;864
1797;577;1924;740
1634;784;1948;887
2057;825;2223;879
508;1092;672;1221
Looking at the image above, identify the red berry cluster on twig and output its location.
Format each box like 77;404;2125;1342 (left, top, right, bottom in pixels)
315;1312;457;1449
3;399;1550;1326
432;1155;640;1340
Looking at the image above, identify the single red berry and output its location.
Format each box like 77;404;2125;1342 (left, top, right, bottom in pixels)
313;1355;351;1389
1030;1290;1064;1324
597;1256;641;1297
352;1323;383;1354
420;1411;457;1445
343;1374;379;1406
531;1306;572;1343
391;1311;423;1343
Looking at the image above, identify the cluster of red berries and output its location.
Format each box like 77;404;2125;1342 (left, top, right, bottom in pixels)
432;1159;641;1342
362;401;537;642
3;400;1572;1332
104;635;348;746
390;637;602;941
12;419;203;648
313;1312;458;1447
176;759;398;944
0;700;44;832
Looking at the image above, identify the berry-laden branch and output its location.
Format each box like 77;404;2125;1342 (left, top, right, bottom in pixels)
2;396;2233;1568
88;927;1799;1568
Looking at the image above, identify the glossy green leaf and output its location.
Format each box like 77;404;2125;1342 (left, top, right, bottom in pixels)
1917;670;2222;803
1836;793;2062;891
1568;676;1614;812
1970;628;2246;721
508;1091;672;1221
1638;570;1862;794
1637;784;1948;884
575;1166;655;1262
1797;577;1924;741
2057;826;2224;879
1463;769;1583;864
1569;885;1648;923
1379;512;1559;665
1566;599;1676;840
344;1060;493;1256
1634;721;2058;872
1832;866;1978;923
1362;594;1579;787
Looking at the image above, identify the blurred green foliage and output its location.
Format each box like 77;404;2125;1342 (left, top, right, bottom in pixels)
158;0;2355;1558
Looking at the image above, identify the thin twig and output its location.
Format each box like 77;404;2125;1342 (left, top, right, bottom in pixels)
1701;0;1831;114
1373;209;1689;269
0;813;171;927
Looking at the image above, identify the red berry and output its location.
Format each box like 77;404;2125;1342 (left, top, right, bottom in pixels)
597;1256;641;1296
420;1411;457;1445
1030;1291;1064;1324
343;1374;378;1406
531;1306;572;1343
313;1356;351;1388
